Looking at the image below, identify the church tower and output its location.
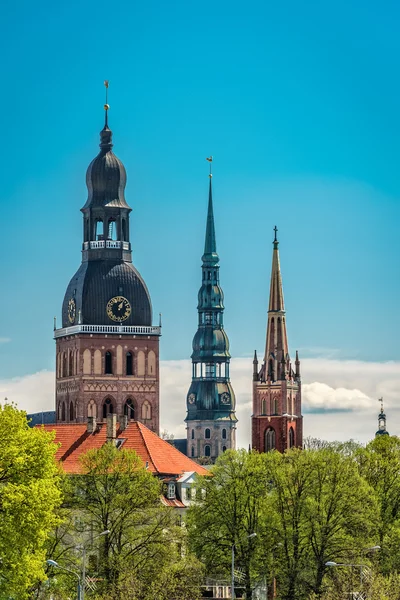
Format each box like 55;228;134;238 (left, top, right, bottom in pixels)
252;227;303;452
185;161;237;461
54;86;160;433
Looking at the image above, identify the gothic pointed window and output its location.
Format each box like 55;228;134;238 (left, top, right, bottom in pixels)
289;427;295;448
88;399;96;418
261;399;266;415
103;398;113;418
124;398;135;420
69;352;73;376
61;401;66;421
142;400;151;420
105;351;113;374
126;352;133;376
204;445;211;457
191;429;195;440
205;428;211;439
69;401;74;422
265;428;276;452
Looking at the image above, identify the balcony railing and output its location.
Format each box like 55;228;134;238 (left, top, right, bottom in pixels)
54;324;161;338
83;241;130;250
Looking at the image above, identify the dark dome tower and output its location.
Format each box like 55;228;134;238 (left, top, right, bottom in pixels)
55;93;160;433
185;162;237;461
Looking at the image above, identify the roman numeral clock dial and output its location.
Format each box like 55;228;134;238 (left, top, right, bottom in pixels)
106;296;131;322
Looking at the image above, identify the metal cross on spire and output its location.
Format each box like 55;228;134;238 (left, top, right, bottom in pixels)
104;80;110;127
274;225;278;242
206;156;213;178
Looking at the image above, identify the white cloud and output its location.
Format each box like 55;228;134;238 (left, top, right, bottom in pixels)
0;371;54;414
2;358;399;450
0;337;11;344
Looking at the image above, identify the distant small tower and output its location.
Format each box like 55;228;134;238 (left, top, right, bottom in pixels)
375;397;389;437
252;227;303;453
185;159;237;462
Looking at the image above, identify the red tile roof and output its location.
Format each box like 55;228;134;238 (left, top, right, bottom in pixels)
161;497;186;508
39;421;209;477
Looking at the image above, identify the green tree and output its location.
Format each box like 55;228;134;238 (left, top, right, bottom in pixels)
0;403;62;599
264;446;378;600
358;435;400;573
187;449;275;600
67;443;202;599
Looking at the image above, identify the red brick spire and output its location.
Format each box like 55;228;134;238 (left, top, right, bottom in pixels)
264;226;289;379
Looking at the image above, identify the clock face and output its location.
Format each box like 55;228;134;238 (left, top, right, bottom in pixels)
106;296;131;322
68;298;76;324
221;392;230;404
188;393;196;405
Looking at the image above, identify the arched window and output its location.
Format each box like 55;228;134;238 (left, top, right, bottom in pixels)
88;399;96;418
122;219;127;241
137;351;145;376
126;352;133;376
62;353;67;378
204;445;211;457
103;398;113;418
289;427;295;449
222;446;227;452
61;401;66;421
205;428;211;439
268;358;274;381
191;446;195;458
265;428;276;453
273;396;278;415
83;349;91;375
69;352;74;376
69;401;74;422
222;428;227;440
124;399;135;420
148;350;156;375
96;219;104;240
191;429;195;440
141;400;151;420
261;398;267;415
105;351;112;374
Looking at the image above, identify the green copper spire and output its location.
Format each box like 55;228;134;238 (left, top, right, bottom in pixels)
202;162;219;265
185;160;237;462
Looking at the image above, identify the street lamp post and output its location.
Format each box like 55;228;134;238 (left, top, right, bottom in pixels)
231;532;257;600
47;559;82;600
325;546;380;590
79;529;110;600
325;561;367;591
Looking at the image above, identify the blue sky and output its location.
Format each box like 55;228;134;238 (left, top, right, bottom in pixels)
1;0;400;382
